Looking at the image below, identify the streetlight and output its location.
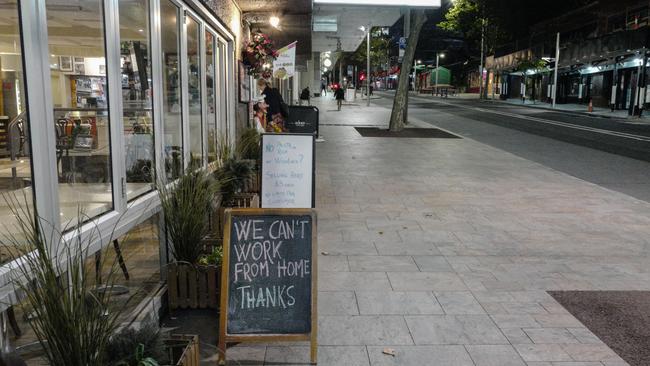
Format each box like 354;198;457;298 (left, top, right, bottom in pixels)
269;16;280;28
435;52;445;95
359;25;371;106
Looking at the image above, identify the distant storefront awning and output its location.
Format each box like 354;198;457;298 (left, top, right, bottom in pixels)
559;28;650;68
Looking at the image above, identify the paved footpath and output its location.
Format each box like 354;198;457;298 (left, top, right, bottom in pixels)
223;95;650;365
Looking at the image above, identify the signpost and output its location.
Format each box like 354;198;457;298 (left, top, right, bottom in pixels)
261;134;316;208
218;208;318;364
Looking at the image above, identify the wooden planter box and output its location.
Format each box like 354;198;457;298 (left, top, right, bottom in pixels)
168;263;220;310
165;334;200;366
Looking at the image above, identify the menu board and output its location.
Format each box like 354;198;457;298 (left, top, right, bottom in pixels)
218;208;318;364
261;134;315;208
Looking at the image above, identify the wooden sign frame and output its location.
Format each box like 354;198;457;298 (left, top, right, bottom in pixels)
218;208;318;365
260;133;316;209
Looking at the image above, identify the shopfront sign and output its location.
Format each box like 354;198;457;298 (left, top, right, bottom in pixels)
285;106;319;135
260;133;315;208
218;209;317;364
273;41;297;79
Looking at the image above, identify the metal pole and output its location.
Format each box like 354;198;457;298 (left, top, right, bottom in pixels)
552;32;560;108
367;24;371;107
479;20;485;99
435;53;439;96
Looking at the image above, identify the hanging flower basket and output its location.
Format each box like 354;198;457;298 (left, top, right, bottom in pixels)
242;32;279;78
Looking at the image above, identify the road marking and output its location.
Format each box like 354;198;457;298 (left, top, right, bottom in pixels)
412;97;650;142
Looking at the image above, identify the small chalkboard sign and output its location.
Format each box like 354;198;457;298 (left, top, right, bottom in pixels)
218;208;318;364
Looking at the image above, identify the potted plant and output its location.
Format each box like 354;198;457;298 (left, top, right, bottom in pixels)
158;166;223;310
236;127;261;193
105;323;200;366
0;194;133;366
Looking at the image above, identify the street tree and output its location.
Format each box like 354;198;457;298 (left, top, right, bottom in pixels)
389;9;427;132
353;33;392;73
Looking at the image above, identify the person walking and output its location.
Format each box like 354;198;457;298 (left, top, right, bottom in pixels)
321;78;328;96
334;84;345;111
257;78;288;132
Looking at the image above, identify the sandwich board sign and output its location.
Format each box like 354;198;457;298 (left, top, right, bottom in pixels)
260;133;315;208
218;208;318;364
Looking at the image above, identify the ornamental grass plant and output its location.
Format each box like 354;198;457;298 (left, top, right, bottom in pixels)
157;165;220;264
0;193;132;366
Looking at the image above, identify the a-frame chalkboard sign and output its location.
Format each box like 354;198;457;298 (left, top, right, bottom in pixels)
218;208;318;364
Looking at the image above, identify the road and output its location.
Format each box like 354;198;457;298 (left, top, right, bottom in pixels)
373;92;650;203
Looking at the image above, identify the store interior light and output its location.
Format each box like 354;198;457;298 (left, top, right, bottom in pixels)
269;16;280;28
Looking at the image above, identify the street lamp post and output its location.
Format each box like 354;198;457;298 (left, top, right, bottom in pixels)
435;52;444;96
366;23;371;106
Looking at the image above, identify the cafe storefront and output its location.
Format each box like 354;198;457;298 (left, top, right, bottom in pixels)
0;0;240;319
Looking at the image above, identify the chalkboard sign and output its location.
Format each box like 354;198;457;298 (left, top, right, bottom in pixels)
286;106;319;135
261;134;315;209
218;208;318;364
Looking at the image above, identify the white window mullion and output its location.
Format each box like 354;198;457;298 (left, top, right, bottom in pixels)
105;0;127;212
180;10;190;170
200;23;208;168
20;0;61;237
150;0;166;181
227;41;236;143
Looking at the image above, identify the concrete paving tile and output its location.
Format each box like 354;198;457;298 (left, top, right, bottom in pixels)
560;344;624;362
523;328;580;344
319;241;378;256
491;314;541;329
549;363;603;366
472;290;517;303
398;230;458;244
367;345;474;366
223;346;266;365
565;328;603;344
388;272;468;291
502;328;534;344
500;302;550;315
466;345;527;366
320;272;392;291
356;291;443;315
405;315;509;345
413;256;453;272
434;291;486;314
318;291;359;315
374;241;442;256
265;345;370;366
319;255;350;272
534;314;585;328
319;316;413;346
341;229;402;243
514;344;573;362
348;256;419;272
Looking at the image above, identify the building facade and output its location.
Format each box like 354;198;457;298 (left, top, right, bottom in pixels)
487;0;650;113
0;0;246;316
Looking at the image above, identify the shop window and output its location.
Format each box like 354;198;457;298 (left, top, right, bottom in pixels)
87;214;162;317
46;0;113;225
0;0;34;263
119;0;154;200
205;31;218;163
186;14;203;166
161;0;183;179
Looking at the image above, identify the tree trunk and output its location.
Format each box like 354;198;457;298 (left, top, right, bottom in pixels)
389;9;427;132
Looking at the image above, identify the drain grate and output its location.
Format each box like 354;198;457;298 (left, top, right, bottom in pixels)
354;127;461;138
